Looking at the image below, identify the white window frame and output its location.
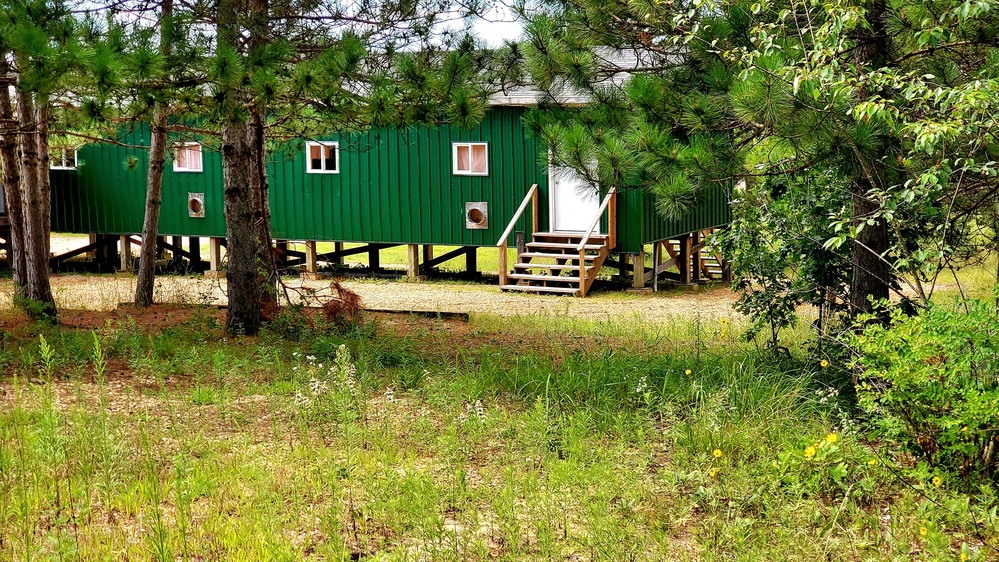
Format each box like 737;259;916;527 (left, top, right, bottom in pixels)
173;142;203;173
452;142;489;176
305;141;340;174
49;149;78;170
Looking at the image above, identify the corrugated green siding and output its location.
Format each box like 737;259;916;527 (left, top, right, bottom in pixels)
615;183;731;252
52;108;545;246
51;124;227;237
50;108;729;251
268;108;545;245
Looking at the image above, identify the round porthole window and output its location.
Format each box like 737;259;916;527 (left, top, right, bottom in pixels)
465;202;488;229
188;193;205;218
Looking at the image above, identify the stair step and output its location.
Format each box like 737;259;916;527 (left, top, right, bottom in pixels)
514;262;581;271
526;242;605;251
533;232;607;240
500;284;580;295
507;273;581;283
519;252;597;261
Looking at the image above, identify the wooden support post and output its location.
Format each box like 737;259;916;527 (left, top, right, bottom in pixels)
305;241;317;273
119;235;132;272
209;237;223;271
652;242;661;292
692;231;702;283
632;250;645;289
87;233;97;258
678;234;692;285
156;236;166;259
422;245;433;275
95;234;107;264
498;243;508;287
189;236;201;265
170;236;183;266
721;257;733;283
333;242;344;265
406;244;420;279
368;245;381;271
465;247;477;275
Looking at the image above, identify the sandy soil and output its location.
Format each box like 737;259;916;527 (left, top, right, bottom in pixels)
15;234;742;324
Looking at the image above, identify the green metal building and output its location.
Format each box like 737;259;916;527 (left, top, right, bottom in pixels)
48;104;731;293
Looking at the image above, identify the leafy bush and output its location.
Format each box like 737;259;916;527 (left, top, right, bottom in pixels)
852;301;999;478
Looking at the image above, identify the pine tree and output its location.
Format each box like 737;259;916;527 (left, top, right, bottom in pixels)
0;0;86;320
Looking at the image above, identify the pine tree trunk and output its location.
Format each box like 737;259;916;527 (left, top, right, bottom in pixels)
848;0;891;319
135;112;168;307
0;81;27;294
15;87;56;319
135;0;174;307
249;104;278;305
849;180;890;316
222;118;262;335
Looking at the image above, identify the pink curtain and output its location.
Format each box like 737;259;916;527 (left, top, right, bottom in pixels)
470;145;486;173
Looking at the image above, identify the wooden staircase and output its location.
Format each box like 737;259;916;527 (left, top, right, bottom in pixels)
502;232;612;296
662;234;725;281
496;184;617;297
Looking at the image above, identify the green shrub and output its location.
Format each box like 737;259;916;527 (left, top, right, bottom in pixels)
852;300;999;478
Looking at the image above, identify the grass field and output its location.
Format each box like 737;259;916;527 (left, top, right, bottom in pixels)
0;303;995;561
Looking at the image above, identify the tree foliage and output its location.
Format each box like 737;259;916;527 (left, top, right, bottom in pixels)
524;0;999;343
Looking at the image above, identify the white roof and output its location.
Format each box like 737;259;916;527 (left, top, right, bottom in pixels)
488;46;679;106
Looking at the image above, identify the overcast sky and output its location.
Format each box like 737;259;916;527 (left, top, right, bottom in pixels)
471;3;524;47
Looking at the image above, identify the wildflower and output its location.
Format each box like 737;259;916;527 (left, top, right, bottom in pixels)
712;448;723;458
719;318;728;326
961;553;969;561
962;427;968;433
919;526;927;537
825;433;838;444
820;359;829;368
635;376;648;394
867;459;877;466
294;391;312;408
384;387;395;403
685;369;692;376
708;468;719;478
804;445;816;459
474;400;486;423
932;476;942;488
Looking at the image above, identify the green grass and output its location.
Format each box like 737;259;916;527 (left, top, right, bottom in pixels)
0;307;995;560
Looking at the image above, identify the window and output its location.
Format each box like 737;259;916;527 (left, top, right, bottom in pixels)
306;141;339;174
174;142;203;172
453;142;488;176
50;148;77;170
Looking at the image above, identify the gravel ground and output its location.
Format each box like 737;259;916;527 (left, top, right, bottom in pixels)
15;235;742;324
0;274;740;324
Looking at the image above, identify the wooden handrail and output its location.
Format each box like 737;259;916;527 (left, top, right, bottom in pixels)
497;184;538;248
496;184;539;287
576;187;617;251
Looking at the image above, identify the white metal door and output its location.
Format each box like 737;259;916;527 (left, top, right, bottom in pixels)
549;164;600;233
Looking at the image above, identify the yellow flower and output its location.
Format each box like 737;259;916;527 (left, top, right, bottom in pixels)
820;359;829;368
962;426;968;433
712;448;723;458
867;459;877;466
825;433;838;444
932;476;942;488
961;553;968;561
719;318;728;326
685;369;692;376
919;526;928;537
804;446;816;459
709;468;719;478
